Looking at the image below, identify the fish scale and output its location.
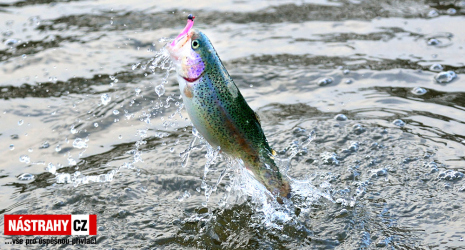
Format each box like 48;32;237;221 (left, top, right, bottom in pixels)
167;15;291;202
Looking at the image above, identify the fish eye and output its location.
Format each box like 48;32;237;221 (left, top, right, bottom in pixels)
191;39;200;49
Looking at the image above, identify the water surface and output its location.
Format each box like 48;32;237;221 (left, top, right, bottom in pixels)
1;0;465;248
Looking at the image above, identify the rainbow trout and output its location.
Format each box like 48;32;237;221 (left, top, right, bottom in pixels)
166;15;291;203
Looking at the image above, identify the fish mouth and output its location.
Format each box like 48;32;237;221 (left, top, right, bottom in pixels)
182;71;204;83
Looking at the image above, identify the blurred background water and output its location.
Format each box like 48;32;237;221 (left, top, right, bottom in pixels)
0;0;465;248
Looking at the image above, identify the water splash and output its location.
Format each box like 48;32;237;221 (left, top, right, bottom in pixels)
101;93;111;105
179;127;332;227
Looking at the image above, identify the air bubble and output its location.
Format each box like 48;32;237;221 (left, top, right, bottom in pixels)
41;141;50;149
321;152;339;165
334;114;347;121
392;119;405;127
317;77;333;86
434;71;456;83
18;173;34;181
73;138;88;149
427;38;441;46
4;38;19;46
447;8;457;15
19;155;30;164
411;87;427;95
438;170;464;181
427;9;439;18
352;124;366;135
430;64;443;71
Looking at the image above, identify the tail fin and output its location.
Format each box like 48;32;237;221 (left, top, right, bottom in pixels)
256;151;291;203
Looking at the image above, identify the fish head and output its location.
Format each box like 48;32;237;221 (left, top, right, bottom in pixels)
166;15;213;83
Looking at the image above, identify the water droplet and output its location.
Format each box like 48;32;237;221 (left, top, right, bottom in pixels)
22;54;27;59
55;145;61;152
28;148;33;152
18;119;24;126
352;124;366;135
170;147;174;152
19;155;30;164
135;88;141;96
11;134;19;139
118;135;122;139
101;93;111;105
411;87;427;95
9;144;14;150
434;71;456;83
155;84;165;97
393;119;405;127
94;122;98;127
345;79;353;84
113;109;120;115
72;138;88;149
343;69;350;75
429;64;443;72
317;77;333;86
334;114;348;121
132;63;140;70
18;173;34;181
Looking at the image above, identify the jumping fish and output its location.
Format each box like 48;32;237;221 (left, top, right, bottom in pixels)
166;14;291;203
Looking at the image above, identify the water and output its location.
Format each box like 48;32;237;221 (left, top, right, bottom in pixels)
1;0;465;249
